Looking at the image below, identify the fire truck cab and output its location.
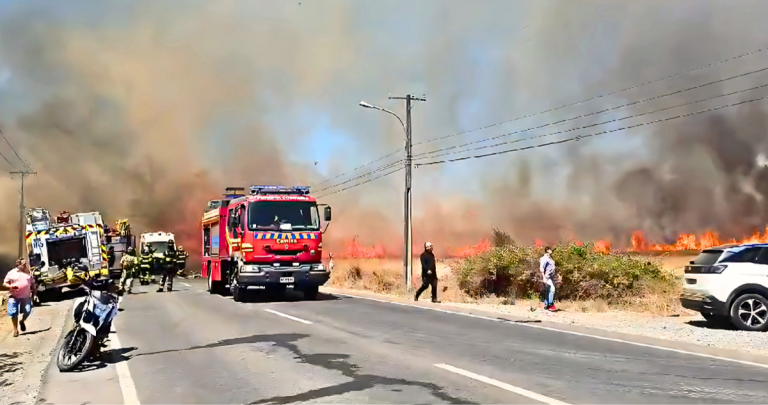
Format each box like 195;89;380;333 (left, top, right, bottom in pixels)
201;185;332;302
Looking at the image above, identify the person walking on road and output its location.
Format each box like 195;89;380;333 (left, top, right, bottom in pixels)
415;242;440;303
540;246;557;311
3;258;37;337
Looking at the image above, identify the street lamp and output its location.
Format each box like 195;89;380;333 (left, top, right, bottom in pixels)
359;101;407;136
359;99;412;292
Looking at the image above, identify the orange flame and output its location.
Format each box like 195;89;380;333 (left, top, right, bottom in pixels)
450;239;491;258
594;240;611;254
628;228;768;252
343;236;386;259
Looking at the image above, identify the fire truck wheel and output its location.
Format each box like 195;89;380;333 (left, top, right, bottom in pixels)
232;283;247;303
303;286;319;300
208;271;224;295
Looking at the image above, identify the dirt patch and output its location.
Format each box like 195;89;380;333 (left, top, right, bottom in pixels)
0;299;70;404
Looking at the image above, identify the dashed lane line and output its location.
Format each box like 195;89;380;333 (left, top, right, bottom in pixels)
331;292;768;370
263;309;313;324
434;364;569;404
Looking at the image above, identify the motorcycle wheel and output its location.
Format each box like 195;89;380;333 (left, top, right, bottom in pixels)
56;327;95;372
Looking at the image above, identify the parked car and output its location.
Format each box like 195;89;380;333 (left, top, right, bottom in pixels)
681;243;768;331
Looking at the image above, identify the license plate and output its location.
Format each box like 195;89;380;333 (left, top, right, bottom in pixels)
280;277;294;283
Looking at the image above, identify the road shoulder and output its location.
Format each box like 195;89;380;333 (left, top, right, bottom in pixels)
0;298;71;405
321;286;768;368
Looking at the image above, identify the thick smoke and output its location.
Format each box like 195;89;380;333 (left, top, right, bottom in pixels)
1;0;768;263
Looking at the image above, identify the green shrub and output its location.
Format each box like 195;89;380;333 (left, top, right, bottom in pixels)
456;241;677;303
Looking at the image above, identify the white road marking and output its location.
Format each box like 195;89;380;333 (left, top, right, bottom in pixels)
180;282;191;287
332;292;768;370
435;364;569;405
110;331;140;404
264;309;313;324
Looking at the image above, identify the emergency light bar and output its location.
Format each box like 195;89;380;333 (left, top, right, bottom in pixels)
224;187;246;199
250;185;311;196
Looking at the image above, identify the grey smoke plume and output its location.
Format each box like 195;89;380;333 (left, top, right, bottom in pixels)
1;0;768;262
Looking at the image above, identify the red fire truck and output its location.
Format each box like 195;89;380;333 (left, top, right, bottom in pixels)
201;185;332;302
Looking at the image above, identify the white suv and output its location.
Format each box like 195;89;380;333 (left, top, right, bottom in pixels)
681;243;768;331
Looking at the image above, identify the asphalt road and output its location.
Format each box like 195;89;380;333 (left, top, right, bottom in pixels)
37;279;768;404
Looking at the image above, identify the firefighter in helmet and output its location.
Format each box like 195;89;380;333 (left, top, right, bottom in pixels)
119;247;138;294
175;245;189;277
139;244;154;285
158;240;179;292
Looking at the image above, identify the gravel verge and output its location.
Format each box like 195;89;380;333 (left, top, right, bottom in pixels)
0;295;71;405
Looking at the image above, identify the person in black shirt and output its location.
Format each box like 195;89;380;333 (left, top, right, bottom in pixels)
415;242;440;303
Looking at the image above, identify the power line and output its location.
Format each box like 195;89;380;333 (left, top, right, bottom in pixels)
415;93;768;167
414;46;768;147
414;64;768;159
0;148;13;169
414;80;768;162
311;47;767;190
316;166;403;198
314;159;403;193
0;127;32;171
310;149;401;188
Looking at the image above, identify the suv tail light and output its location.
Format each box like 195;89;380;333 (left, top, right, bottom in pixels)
702;265;728;274
685;264;728;274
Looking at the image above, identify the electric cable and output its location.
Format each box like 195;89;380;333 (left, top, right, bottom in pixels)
0;127;32;171
414;64;768;159
310;149;401;188
414;81;768;162
415;93;768;167
314;159;403;193
414;46;768;147
316;166;404;198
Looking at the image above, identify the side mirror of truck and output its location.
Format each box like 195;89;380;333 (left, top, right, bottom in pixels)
324;206;332;222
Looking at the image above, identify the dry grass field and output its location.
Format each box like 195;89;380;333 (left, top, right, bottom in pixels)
329;252;698;314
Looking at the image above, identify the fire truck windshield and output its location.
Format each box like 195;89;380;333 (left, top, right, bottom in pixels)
248;201;320;231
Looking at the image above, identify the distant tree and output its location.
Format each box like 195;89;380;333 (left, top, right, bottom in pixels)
491;227;514;248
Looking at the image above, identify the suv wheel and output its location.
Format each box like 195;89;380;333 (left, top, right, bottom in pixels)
730;294;768;332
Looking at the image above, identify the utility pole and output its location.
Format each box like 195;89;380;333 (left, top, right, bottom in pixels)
10;170;35;260
389;94;426;292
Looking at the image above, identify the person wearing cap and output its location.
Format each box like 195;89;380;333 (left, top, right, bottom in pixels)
540;246;557;311
415;242;440;303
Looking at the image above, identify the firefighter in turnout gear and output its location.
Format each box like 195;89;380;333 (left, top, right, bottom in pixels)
139;245;154;285
175;246;189;277
158;240;178;292
119;247;138;294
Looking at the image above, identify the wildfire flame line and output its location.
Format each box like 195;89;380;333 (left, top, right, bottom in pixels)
338;228;768;259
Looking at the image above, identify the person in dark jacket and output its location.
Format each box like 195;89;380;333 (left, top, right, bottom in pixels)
415;242;440;303
107;246;116;269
